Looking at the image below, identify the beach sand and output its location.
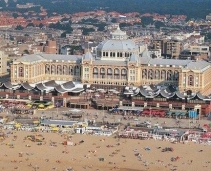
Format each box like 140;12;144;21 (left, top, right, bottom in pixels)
0;131;210;171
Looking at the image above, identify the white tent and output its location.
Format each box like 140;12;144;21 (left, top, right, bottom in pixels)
69;109;81;113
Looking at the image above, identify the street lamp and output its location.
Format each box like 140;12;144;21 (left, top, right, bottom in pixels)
55;101;59;118
102;103;104;117
150;106;152;121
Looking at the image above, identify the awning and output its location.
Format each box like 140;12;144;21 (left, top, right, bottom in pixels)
62;81;75;89
2;81;13;89
176;91;196;100
196;92;206;100
55;85;67;93
140;86;149;97
160;88;176;98
21;82;34;90
140;86;159;98
70;88;84;93
35;83;46;91
176;91;186;99
44;80;58;87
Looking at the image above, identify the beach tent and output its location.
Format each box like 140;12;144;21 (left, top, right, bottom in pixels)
98;157;104;161
38;104;45;108
69;109;81;113
52;127;59;131
188;110;197;118
15;123;21;128
33;120;40;124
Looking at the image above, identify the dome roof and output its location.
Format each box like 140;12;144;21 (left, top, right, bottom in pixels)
97;39;138;51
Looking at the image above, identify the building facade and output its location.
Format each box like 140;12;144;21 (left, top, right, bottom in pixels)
10;27;211;95
0;51;8;77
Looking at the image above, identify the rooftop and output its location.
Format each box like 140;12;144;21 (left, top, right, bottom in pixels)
15;54;82;63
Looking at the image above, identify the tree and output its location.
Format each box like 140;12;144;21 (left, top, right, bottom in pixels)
119;23;132;28
49;22;73;32
111;18;117;23
27;23;35;27
15;25;24;30
12;13;18;19
39;23;44;28
82;27;95;35
23;49;29;54
93;23;107;31
154;21;165;29
141;17;153;27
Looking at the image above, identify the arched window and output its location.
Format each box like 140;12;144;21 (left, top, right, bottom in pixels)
69;66;73;75
93;67;98;79
51;65;56;74
188;75;194;86
19;67;24;77
100;68;105;78
121;69;127;79
155;70;160;79
142;69;147;79
73;65;80;76
114;68;120;79
167;70;173;81
93;67;98;73
63;65;68;75
100;68;105;73
121;69;127;75
57;65;62;75
148;69;154;80
174;70;179;81
45;64;50;74
161;70;166;80
114;68;119;74
107;68;113;79
107;68;112;75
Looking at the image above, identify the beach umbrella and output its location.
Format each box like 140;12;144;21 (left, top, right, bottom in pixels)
35;126;42;130
15;123;21;128
52;127;59;131
33;120;40;124
38;104;45;108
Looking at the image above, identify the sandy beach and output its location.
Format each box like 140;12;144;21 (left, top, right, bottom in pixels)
0;130;211;171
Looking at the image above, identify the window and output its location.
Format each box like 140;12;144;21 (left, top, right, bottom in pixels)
113;52;115;57
19;67;24;77
130;76;135;81
188;75;194;86
201;48;208;51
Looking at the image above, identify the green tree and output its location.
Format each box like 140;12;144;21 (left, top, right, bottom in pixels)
154;21;165;29
93;23;107;31
39;23;44;28
23;49;29;54
27;23;35;27
82;27;95;35
119;23;132;28
141;17;153;27
15;25;24;30
12;13;18;19
111;18;117;23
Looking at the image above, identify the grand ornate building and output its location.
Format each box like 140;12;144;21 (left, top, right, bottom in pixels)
10;27;211;96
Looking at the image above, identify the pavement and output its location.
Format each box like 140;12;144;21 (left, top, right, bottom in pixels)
1;107;210;130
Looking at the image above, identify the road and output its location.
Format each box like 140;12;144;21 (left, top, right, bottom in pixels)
29;107;211;129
